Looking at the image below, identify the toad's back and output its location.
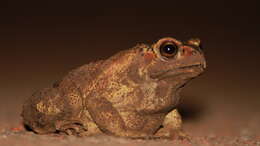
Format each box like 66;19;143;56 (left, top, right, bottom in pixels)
21;60;104;134
22;48;140;135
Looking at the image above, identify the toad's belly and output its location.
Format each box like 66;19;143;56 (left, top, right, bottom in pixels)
119;111;165;134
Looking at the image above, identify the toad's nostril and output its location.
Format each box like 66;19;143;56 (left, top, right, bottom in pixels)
192;50;198;55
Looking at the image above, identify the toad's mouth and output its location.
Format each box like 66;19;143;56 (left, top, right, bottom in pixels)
150;64;205;81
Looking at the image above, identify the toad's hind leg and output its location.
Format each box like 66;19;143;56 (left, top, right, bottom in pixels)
22;87;101;136
22;88;64;134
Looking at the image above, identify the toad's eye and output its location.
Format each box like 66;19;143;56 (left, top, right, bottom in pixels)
160;42;178;58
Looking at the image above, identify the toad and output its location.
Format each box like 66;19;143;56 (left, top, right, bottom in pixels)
22;37;206;139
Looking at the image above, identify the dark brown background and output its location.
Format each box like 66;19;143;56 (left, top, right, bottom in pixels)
0;0;260;145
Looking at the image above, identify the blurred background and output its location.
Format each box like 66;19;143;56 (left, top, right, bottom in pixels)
0;0;260;137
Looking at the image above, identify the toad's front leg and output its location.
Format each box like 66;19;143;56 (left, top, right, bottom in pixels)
85;95;150;138
155;109;189;140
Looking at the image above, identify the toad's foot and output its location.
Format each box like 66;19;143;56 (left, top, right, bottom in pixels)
55;121;88;136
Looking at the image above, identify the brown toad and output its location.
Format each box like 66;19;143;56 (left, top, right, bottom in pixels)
22;37;206;139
